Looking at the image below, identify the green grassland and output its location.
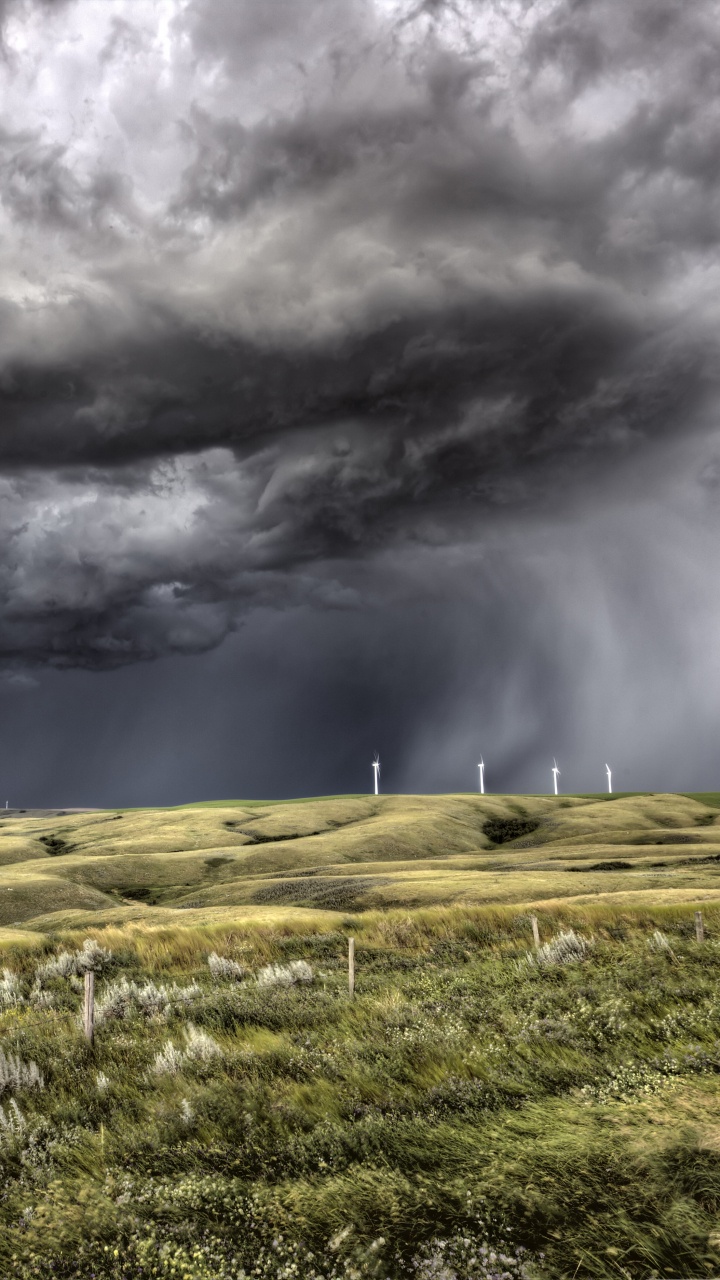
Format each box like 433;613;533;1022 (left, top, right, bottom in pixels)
1;791;720;936
2;794;720;1278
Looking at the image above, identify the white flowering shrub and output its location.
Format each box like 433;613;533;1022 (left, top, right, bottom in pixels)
0;968;23;1008
0;1049;43;1097
35;951;75;983
151;1025;223;1077
184;1024;223;1062
133;981;173;1017
153;1041;185;1076
96;1072;110;1093
35;937;113;986
94;977;201;1027
207;951;246;980
28;981;56;1009
530;929;593;967
74;937;113;973
257;959;314;988
0;1098;26;1140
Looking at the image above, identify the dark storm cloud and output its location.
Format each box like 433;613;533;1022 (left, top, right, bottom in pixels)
0;0;720;671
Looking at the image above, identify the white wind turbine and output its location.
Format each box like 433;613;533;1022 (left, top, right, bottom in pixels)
606;763;612;794
478;758;485;795
551;760;560;796
371;753;380;796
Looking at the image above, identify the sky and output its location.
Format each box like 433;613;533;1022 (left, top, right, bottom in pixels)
1;0;720;804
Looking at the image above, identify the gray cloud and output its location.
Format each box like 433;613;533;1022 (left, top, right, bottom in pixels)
0;0;718;793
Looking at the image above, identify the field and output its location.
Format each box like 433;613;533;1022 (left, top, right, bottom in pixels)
2;790;720;935
1;793;720;1278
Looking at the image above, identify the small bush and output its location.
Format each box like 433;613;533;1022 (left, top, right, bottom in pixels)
0;1049;43;1097
38;834;70;856
28;981;56;1009
183;1024;222;1062
650;929;672;952
95;977;201;1026
530;929;593;967
257;960;314;988
152;1025;223;1077
35;937;113;986
0;1098;26;1140
483;817;540;845
207;952;246;980
74;938;113;973
153;1041;185;1076
36;951;76;983
0;968;22;1008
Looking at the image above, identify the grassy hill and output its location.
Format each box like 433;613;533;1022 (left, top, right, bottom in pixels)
1;791;719;938
2;795;720;1279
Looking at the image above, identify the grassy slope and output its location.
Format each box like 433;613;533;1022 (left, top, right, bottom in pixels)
3;796;720;1277
1;791;720;935
3;912;720;1278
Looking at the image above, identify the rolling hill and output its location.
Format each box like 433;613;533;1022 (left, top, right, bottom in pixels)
1;790;719;937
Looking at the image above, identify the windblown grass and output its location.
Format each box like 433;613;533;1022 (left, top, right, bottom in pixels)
0;798;719;1276
0;904;718;1276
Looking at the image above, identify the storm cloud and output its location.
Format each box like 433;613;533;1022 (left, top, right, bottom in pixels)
1;0;720;797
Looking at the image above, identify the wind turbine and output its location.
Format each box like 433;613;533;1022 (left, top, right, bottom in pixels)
606;763;612;795
478;758;485;795
551;760;560;796
371;753;380;796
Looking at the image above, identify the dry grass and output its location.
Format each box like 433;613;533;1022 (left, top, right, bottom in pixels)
0;791;719;942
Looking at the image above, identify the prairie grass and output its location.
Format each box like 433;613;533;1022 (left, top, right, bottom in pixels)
1;790;720;934
0;797;720;1275
0;904;719;1276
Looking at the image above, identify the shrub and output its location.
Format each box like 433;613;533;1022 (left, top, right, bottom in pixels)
35;937;113;986
94;977;201;1026
28;982;56;1009
36;951;76;983
152;1025;222;1076
0;1098;26;1140
184;1024;223;1062
74;938;113;973
0;1049;43;1096
257;960;314;988
0;968;22;1007
153;1041;185;1076
483;817;540;845
207;952;246;980
530;929;593;967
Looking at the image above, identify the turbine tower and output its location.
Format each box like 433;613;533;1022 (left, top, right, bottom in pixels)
552;760;560;796
606;763;612;795
372;753;380;796
478;758;485;795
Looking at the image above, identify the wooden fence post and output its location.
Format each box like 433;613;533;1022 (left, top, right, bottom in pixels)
84;970;95;1045
348;937;355;997
695;910;705;944
530;914;540;949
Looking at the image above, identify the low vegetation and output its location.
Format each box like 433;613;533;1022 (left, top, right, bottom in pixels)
0;794;720;1276
0;791;718;935
0;904;719;1277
